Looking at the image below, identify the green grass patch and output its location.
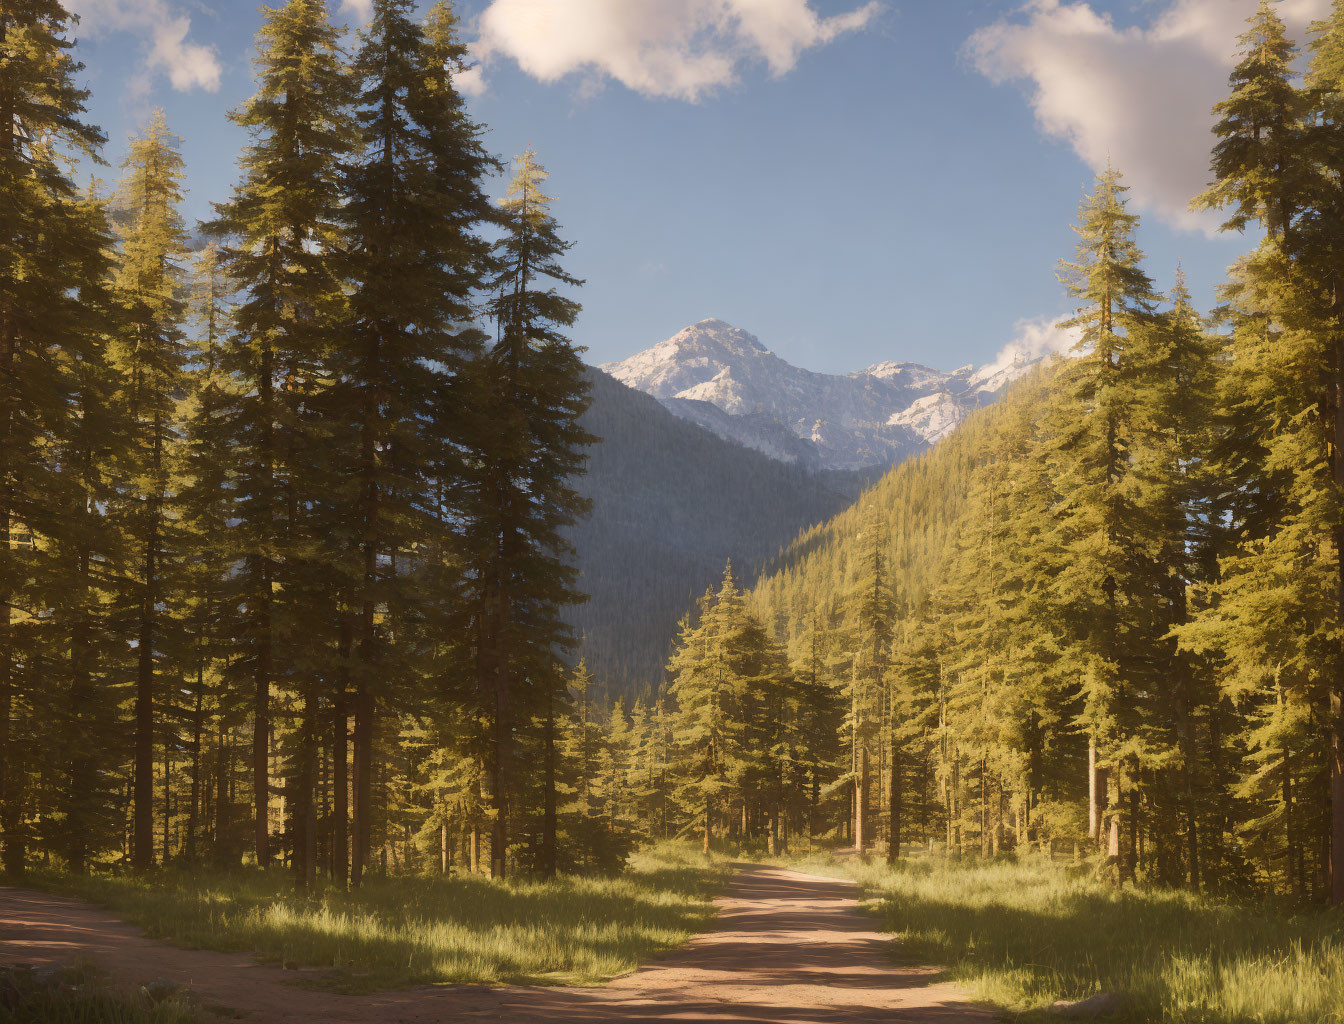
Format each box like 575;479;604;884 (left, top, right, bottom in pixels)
770;850;1344;1023
36;842;732;993
0;963;209;1024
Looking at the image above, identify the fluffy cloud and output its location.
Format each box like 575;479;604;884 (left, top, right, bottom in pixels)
69;0;221;93
966;0;1328;234
469;0;880;101
339;0;375;27
985;314;1081;378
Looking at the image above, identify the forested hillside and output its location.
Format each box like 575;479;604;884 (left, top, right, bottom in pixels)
569;369;867;689
0;0;597;886
737;0;1344;904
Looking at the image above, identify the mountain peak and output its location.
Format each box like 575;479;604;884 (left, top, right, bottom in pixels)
679;318;769;354
602;321;1039;470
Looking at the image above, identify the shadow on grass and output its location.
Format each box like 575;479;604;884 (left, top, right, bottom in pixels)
0;962;208;1024
849;856;1344;1024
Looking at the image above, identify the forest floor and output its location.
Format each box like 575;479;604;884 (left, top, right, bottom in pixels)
0;859;992;1023
764;849;1344;1023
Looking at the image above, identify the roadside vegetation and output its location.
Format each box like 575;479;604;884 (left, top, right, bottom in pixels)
766;849;1344;1024
0;964;207;1024
34;844;731;993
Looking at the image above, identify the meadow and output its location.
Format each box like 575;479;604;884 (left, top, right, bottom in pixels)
775;849;1344;1023
35;843;732;994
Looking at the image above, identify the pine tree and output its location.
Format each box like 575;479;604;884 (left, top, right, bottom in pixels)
667;581;737;854
1194;0;1305;238
204;0;353;872
176;243;239;866
45;185;124;874
333;0;495;888
1043;166;1161;879
0;0;107;875
108;111;191;870
470;150;591;879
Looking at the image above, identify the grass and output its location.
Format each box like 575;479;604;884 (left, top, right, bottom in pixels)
767;848;1344;1023
0;963;209;1024
36;843;733;993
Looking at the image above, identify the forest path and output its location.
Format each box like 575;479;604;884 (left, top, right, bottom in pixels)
0;863;996;1023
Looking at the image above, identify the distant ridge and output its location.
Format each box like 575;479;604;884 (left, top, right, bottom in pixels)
601;318;1039;471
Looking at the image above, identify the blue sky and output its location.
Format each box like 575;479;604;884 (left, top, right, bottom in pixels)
67;0;1313;375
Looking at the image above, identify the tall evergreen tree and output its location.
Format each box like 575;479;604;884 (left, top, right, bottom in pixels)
0;0;106;874
335;0;494;888
1044;166;1160;878
108;111;191;870
204;0;353;870
470;150;591;879
45;185;124;874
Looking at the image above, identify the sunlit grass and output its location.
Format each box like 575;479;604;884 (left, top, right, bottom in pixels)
769;849;1344;1023
37;842;732;993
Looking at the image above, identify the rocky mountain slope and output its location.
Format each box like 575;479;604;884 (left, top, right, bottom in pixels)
601;319;1034;471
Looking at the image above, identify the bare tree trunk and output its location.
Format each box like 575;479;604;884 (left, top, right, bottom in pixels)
856;746;868;853
1088;739;1101;843
1331;312;1344;905
332;694;348;887
0;19;20;879
188;679;204;863
888;746;902;865
541;689;557;879
133;495;160;870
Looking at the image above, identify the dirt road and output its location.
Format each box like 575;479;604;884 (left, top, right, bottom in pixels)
0;864;996;1023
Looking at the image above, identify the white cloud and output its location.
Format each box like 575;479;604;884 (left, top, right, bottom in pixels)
966;0;1328;234
70;0;222;93
468;0;880;101
987;314;1081;377
340;0;375;27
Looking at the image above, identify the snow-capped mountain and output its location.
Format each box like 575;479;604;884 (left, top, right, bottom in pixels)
600;319;1039;471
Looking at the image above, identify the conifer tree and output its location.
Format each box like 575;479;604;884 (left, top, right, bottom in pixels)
668;580;738;854
46;185;124;874
176;243;238;866
471;150;591;879
1194;0;1305;239
108;111;191;870
1044;166;1160;878
204;0;353;871
334;0;495;887
0;0;107;875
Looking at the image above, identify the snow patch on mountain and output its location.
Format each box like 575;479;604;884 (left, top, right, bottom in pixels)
887;392;963;444
600;318;1051;471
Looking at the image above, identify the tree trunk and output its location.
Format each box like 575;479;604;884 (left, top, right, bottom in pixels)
541;689;557;879
1328;315;1344;904
188;678;204;863
703;801;711;855
133;502;160;870
980;758;989;858
888;745;902;865
1088;739;1111;857
855;746;868;853
352;684;373;886
332;692;349;887
293;694;316;893
65;540;94;874
214;727;230;865
252;634;268;865
0;20;18;880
